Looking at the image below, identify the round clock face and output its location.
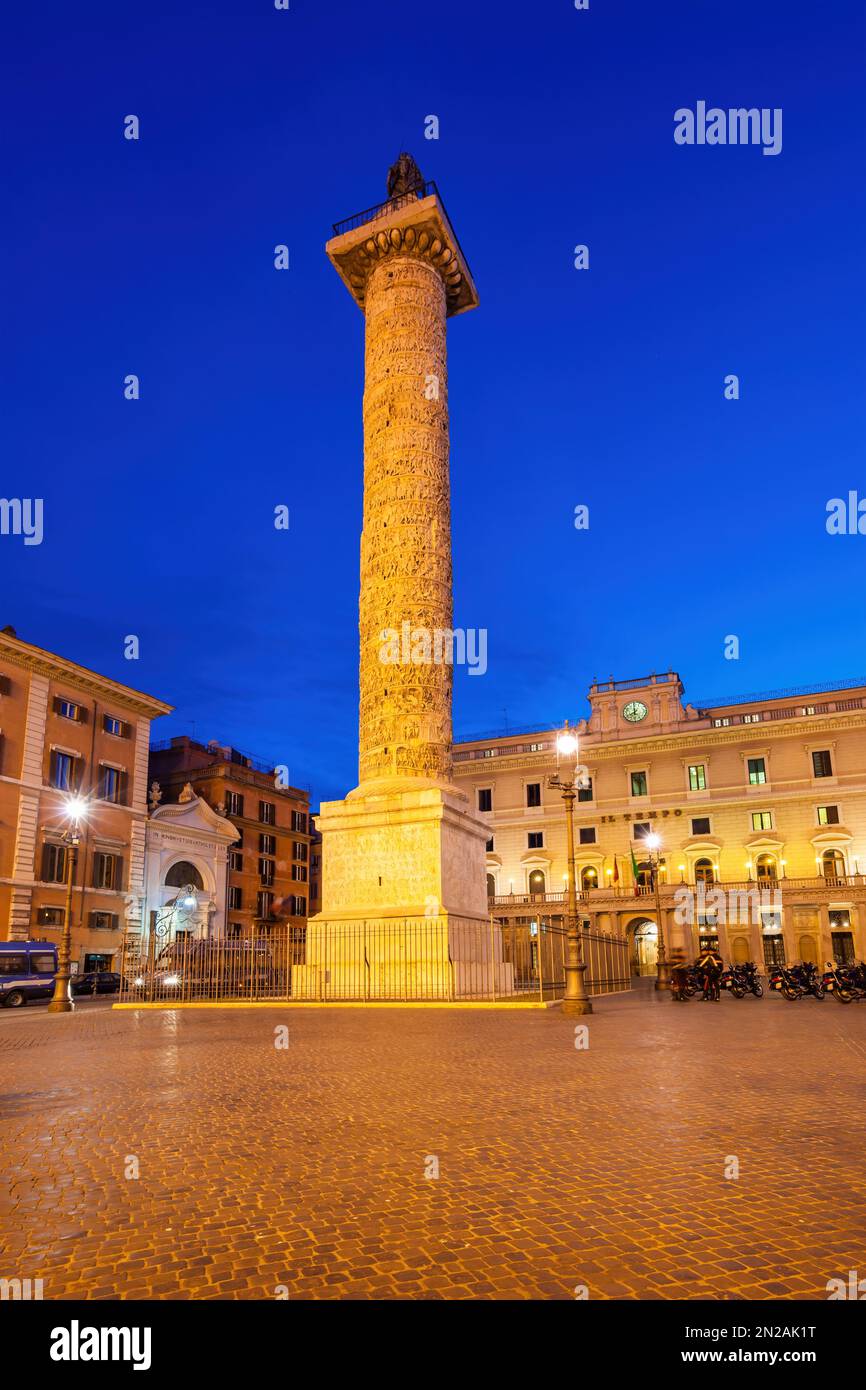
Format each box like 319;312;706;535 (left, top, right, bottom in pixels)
622;700;648;723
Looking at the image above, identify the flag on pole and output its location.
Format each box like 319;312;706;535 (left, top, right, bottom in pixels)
630;846;641;895
612;854;619;886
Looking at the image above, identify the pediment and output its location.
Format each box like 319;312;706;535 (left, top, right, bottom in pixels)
150;794;239;843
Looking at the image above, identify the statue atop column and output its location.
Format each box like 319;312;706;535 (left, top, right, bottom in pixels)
387;152;424;200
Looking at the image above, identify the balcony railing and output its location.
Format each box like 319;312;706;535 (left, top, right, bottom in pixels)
491;874;866;908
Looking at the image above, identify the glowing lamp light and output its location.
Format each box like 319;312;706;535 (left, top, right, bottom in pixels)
65;795;88;822
556;731;578;757
644;832;661;852
183;895;197;909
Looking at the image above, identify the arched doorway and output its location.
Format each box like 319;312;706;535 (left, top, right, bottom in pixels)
755;854;777;884
628;918;658;976
731;935;751;964
581;866;598;891
164;860;204;890
695;858;715;884
486;873;496;899
528;869;546;897
822;849;845;884
798;933;817;964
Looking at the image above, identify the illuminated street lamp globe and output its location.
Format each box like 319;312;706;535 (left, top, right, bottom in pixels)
556;730;578;758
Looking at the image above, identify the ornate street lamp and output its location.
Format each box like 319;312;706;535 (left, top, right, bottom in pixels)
548;722;592;1016
47;795;88;1013
643;831;671;991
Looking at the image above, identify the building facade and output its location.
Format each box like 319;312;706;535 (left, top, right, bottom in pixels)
0;626;172;970
454;672;866;973
148;737;312;937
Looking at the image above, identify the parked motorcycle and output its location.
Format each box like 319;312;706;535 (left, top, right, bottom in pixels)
822;961;866;1003
769;965;805;1000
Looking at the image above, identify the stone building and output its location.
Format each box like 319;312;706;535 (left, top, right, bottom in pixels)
454;672;866;972
0;626;172;970
148;736;312;938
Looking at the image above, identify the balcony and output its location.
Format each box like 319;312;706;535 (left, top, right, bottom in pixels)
490;874;866;911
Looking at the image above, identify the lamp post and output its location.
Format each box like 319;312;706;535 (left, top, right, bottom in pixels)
644;832;671;991
47;795;88;1014
548;722;592;1016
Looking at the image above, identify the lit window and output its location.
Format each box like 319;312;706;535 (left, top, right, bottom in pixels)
630;771;648;797
688;764;706;791
747;757;767;785
751;811;773;831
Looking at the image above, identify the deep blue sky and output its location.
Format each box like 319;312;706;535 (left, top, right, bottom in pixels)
4;0;865;805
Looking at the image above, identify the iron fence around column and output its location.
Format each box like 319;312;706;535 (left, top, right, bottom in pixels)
118;916;631;1005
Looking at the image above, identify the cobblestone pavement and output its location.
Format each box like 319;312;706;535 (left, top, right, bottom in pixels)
1;987;865;1300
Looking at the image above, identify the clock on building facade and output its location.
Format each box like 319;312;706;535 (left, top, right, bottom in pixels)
622;700;648;723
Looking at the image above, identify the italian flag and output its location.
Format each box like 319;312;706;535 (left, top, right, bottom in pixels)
630;846;641;894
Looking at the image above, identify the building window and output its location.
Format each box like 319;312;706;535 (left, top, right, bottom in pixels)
49;750;81;792
257;891;274;919
630;771;648;797
230;850;243;871
688;764;706;791
228;885;243;910
527;742;544;752
102;715;128;737
478;788;492;813
712;717;731;728
92;852;121;890
817;804;840;826
577;777;593;803
482;748;497;758
37;906;65;927
259;833;276;855
291;809;307;833
294;896;307;916
743;712;762;724
581;866;598;890
225;791;244;817
259;800;276;825
88;911;118;930
691;816;711;836
98;765;126;804
747;757;767;785
527;831;544;849
751;810;773;831
801;706;816;716
822;849;846;881
528;869;545;895
694;858;715;884
293;841;308;862
259;858;275;886
41;842;68;883
485;837;494;853
526;782;541;808
812;749;833;778
755;854;777;884
578;827;596;845
486;873;496;898
291;864;308;882
633;821;651;840
56;698;82;721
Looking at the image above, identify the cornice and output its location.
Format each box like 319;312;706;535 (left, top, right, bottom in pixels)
0;635;173;718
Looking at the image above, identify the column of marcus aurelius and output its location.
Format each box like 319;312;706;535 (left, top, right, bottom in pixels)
292;156;512;1000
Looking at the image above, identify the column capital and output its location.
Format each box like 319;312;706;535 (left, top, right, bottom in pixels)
326;190;478;317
